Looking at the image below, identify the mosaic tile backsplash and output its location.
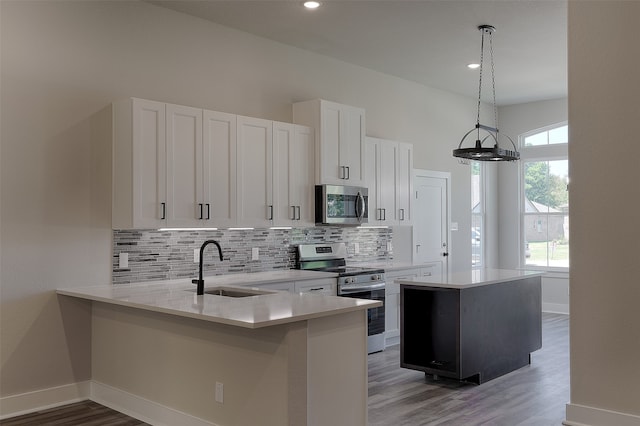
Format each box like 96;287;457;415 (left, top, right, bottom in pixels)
112;227;393;284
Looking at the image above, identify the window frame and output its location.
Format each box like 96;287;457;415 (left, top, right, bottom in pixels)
519;122;569;272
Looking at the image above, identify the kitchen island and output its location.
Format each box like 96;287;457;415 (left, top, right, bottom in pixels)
398;269;542;384
58;274;380;426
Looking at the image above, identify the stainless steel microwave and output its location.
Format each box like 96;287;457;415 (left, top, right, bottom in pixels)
315;185;368;226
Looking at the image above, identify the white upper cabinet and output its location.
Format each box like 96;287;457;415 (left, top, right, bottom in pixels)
113;98;316;230
236;115;273;228
293;99;366;186
113;98;167;229
365;136;414;226
166;104;203;228
396;142;413;224
202;110;237;228
273;122;316;227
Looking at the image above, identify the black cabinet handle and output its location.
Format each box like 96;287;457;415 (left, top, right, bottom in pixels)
400;208;405;221
296;206;301;220
206;203;210;220
161;202;166;220
199;203;203;220
268;205;273;220
345;166;350;180
291;206;296;220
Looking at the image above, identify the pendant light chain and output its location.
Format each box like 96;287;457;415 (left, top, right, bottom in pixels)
489;31;499;134
476;29;485;139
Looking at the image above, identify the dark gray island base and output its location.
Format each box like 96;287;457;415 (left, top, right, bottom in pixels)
399;269;542;385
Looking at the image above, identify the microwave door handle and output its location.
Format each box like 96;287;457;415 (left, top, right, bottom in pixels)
356;191;365;222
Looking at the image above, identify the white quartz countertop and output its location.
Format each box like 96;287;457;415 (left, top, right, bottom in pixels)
57;271;380;329
397;268;544;289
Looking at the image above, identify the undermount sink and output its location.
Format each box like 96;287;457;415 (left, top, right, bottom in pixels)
190;286;272;298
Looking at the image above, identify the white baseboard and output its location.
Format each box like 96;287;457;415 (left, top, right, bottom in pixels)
0;381;91;420
91;381;218;426
543;302;569;315
565;403;640;426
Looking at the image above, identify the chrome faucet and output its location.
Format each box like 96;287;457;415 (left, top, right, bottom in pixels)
192;240;224;295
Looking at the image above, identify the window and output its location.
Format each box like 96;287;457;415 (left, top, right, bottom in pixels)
471;161;484;268
520;124;569;269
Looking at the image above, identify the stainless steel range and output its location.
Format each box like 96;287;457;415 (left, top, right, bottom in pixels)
296;242;385;354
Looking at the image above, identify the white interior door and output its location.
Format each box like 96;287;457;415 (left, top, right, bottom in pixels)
413;170;450;273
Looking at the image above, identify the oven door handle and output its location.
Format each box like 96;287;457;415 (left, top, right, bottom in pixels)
339;283;386;294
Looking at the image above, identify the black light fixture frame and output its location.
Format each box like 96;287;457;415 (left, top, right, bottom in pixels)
453;25;520;162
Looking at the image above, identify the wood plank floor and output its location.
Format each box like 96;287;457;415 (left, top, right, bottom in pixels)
0;401;148;426
368;313;569;426
2;313;568;426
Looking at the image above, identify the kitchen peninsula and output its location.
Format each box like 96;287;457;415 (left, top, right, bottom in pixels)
58;273;380;426
399;269;542;385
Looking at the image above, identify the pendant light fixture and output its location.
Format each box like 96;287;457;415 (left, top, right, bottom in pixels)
453;25;520;162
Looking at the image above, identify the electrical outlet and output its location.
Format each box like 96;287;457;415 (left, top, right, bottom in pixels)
251;247;259;261
354;242;360;254
387;242;393;252
215;382;224;404
118;253;129;269
194;249;200;263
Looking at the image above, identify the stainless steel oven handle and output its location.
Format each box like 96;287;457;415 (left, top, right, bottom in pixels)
339;283;386;294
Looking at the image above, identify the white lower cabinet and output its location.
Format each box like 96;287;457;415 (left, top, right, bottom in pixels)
384;268;420;347
244;278;336;295
252;281;295;292
295;278;336;295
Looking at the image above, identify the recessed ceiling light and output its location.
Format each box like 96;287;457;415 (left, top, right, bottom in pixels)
304;1;321;9
467;63;480;69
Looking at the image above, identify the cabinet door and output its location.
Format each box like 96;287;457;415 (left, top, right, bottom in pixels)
378;140;398;224
365;137;397;225
396;142;413;225
319;100;343;185
166;104;203;228
292;125;315;226
237;116;273;228
133;98;167;229
364;138;381;224
385;270;419;346
273;122;295;226
342;104;366;186
203;110;237;228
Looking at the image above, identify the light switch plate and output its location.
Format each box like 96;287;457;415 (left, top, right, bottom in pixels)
194;249;200;263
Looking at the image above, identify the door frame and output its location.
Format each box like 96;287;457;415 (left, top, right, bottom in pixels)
412;169;452;276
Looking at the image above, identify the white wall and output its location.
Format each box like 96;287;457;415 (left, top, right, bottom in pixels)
0;0;478;411
566;1;640;424
497;98;569;313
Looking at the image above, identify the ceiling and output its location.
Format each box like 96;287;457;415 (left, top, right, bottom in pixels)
148;0;567;106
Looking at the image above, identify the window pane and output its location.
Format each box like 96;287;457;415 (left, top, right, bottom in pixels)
548;125;568;144
523;125;568;147
524;159;569;268
471;161;483;268
524;132;547;146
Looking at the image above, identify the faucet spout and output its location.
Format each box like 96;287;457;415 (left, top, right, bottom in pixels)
192;239;224;295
